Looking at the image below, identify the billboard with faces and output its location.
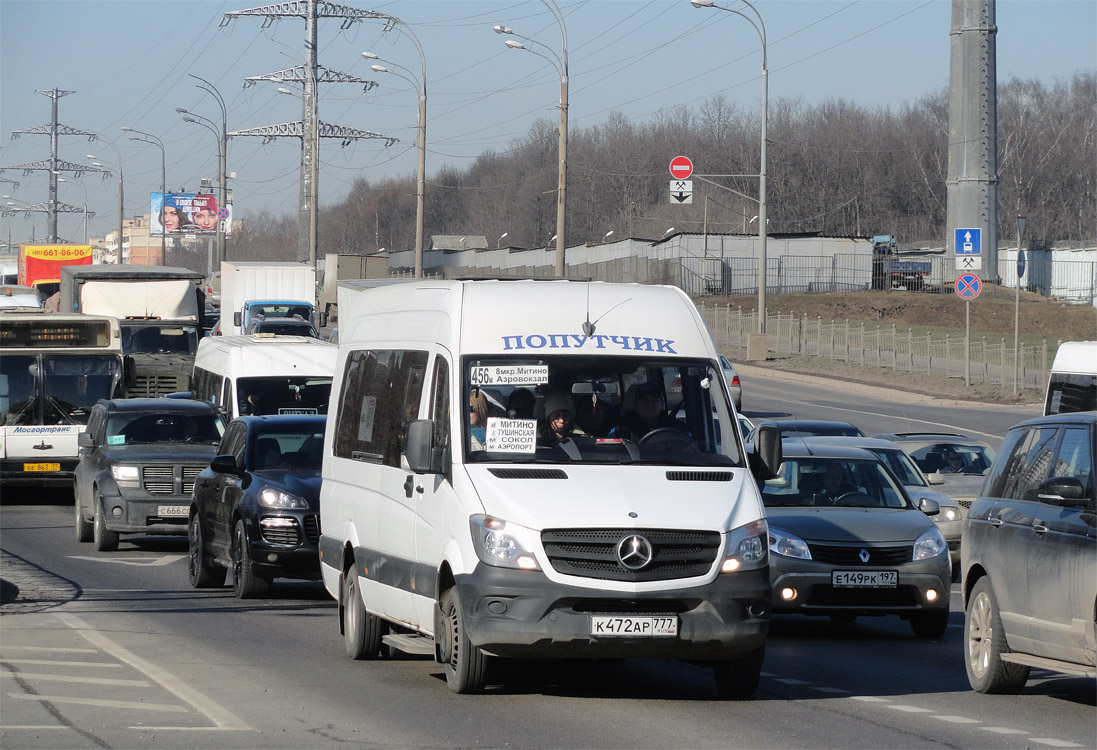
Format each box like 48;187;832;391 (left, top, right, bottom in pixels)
149;192;233;236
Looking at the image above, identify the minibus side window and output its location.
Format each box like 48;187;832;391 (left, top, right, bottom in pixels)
429;357;450;455
334;349;428;467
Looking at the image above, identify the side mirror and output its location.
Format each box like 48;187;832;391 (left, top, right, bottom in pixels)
318;311;328;329
927;471;945;485
233;311;242;327
78;431;94;448
209;454;239;475
750;424;783;481
1036;476;1088;506
404;419;438;474
918;497;940;516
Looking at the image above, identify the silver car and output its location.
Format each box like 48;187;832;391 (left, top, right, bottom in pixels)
762;442;952;638
807;436;963;576
871;432;997;518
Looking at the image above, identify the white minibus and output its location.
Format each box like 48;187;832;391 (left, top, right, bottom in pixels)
1044;341;1097;415
191;334;337;420
319;279;781;697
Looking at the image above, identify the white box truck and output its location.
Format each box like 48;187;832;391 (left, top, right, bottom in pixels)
319;279;783;697
220;261;318;336
59;265;204;396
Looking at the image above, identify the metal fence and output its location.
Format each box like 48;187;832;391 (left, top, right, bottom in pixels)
682;253;1097;306
698;303;1051;392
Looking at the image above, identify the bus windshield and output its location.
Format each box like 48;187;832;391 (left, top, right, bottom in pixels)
1;353;122;425
121;323;199;356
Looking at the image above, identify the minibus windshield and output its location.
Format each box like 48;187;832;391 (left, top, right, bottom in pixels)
463;355;741;466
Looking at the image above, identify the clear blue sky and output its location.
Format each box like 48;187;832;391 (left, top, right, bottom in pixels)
2;0;1093;243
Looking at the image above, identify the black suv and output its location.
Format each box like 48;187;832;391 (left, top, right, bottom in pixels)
961;411;1097;692
74;398;225;551
188;415;325;598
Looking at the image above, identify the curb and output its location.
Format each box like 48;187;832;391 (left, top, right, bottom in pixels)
731;361;1039;408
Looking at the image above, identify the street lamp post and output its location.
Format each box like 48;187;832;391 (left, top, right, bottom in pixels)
692;0;767;335
1013;215;1026;396
183;75;229;265
86;138;125;263
363;40;427;279
495;0;568;277
122;127;166;266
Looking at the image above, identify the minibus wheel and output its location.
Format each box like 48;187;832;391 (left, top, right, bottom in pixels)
342;568;384;659
440;588;488;693
712;645;764;700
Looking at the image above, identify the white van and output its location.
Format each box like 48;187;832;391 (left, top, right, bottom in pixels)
191;334;337;420
319;279;782;697
1044;341;1097;415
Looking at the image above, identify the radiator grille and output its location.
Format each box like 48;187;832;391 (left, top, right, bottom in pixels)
807;543;913;566
666;471;733;482
260;517;300;545
542;528;720;582
805;587;920;607
488;468;568;479
304;515;320;544
131;375;187;398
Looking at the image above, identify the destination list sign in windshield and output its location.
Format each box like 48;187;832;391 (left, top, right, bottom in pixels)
469;365;548;387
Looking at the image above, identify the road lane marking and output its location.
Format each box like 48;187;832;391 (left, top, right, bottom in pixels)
934;716;981;724
1029;740;1084;748
982;727;1027;734
4;646;98;653
125;726;254;731
7;693;187;712
53;612;250;731
852;696;890;702
1;659;120;668
66;555;185;567
16;673;151;687
888;705;933;713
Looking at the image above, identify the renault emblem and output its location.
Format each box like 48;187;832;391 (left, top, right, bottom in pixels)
617;535;654;570
859;548;870;563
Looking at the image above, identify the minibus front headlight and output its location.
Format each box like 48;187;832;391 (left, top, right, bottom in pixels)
913;527;947;561
470;515;541;571
721;518;769;572
111;465;140;486
258;487;309;510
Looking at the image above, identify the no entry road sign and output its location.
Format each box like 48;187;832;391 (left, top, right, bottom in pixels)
669;156;694;180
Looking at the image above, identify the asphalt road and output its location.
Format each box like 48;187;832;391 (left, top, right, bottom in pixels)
2;375;1092;750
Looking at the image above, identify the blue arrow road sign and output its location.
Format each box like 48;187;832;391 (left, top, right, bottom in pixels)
1017;249;1026;278
955;228;981;255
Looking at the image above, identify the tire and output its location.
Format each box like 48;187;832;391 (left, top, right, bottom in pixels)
188;515;226;588
713;645;765;700
92;494;119;552
74;491;92;543
439;588;488;694
965;578;1029;693
232;519;271;599
911;609;950;639
342;568;384;660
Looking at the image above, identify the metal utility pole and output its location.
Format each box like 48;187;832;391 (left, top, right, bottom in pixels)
946;0;998;277
0;89;108;242
223;0;397;271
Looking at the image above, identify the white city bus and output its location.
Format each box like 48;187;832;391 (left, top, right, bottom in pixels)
1;310;127;486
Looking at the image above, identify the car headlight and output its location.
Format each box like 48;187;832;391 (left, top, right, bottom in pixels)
470;515;541;571
257;487;309;510
110;465;140;485
721;518;769;572
941;507;959;522
768;526;812;560
913;527;947;561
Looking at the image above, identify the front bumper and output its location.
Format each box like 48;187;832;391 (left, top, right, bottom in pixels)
242;513;321;581
99;490;189;535
1;458;78;487
770;554;951;616
453;563;771;660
